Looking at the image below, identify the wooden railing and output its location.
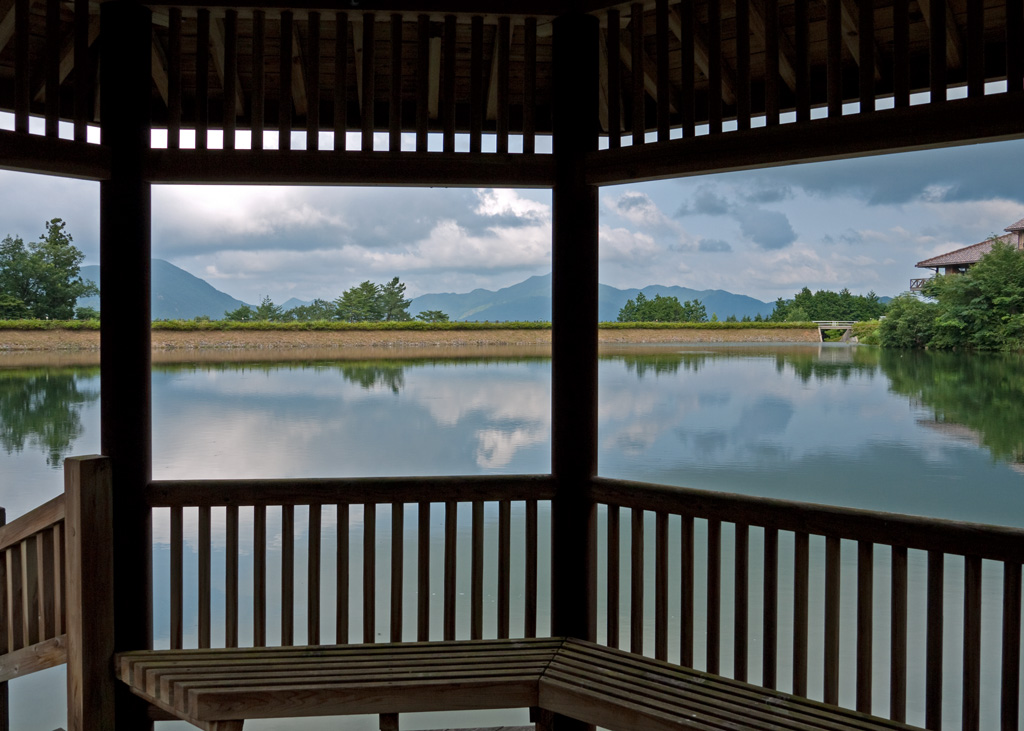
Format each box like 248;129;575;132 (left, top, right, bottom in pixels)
590;476;1024;731
145;475;555;649
0;495;67;685
910;278;928;291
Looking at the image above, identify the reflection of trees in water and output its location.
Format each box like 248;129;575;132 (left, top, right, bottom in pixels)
337;363;405;393
616;353;710;378
880;349;1024;465
0;368;99;466
778;347;881;383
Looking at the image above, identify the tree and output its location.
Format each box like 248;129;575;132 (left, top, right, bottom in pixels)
617;293;707;323
416;310;450;323
224;304;255;321
289;298;337;322
878;294;939;348
335;281;385;322
74;305;100;320
254;295;285;322
0;219;97;320
0;294;27;319
379;277;412;321
768;286;887;322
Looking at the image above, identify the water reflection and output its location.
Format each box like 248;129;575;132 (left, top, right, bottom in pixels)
0;366;99;466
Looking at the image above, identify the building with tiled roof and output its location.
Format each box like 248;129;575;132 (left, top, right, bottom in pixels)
910;220;1024;291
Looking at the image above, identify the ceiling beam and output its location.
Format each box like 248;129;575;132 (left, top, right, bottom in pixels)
151;28;169;106
0;0;24;56
210;17;244;116
667;6;736;106
619;28;680;115
839;0;882;82
428;35;441;120
34;15;100;102
748;0;796;92
918;0;964;69
290;25;308;118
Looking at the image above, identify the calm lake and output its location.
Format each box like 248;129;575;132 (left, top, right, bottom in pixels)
3;343;1023;730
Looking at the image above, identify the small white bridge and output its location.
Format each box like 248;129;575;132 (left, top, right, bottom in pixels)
812;321;857;342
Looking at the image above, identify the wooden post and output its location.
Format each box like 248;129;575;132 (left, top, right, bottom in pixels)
551;11;598;731
64;456;115;731
99;3;153;729
0;507;6;731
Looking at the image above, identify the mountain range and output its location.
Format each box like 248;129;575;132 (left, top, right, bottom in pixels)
78;260;776;321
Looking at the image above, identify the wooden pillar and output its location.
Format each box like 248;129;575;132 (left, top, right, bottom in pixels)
0;508;6;731
551;12;598;730
99;3;153;729
64;456;115;731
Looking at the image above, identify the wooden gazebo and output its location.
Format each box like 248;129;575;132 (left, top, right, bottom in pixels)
1;1;1023;730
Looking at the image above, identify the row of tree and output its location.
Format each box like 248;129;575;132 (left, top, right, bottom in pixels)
617;293;709;323
224;277;451;323
881;239;1024;350
767;287;887;322
0;219;98;320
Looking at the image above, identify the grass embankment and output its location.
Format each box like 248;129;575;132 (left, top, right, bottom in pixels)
0;320;822;351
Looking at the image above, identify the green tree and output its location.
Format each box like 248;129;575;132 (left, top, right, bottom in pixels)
617;293;707;323
74;305;100;320
878;294;939;348
0;294;27;319
0;219;98;320
224;304;255;321
254;295;285;322
335;281;385;322
416;310;450;323
769;286;887;322
379;277;413;321
289;298;337;322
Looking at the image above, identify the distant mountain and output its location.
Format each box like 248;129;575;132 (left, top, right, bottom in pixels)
79;259;248;320
410;273;775;322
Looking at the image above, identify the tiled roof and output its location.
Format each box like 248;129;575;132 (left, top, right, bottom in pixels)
1006;218;1024;232
915;233;1014;268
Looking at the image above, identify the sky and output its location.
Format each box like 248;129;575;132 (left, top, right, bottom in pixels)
3;135;1024;306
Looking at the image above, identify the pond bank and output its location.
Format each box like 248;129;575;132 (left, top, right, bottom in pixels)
0;326;820;353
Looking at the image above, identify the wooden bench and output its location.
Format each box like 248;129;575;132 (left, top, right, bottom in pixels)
116;637;922;731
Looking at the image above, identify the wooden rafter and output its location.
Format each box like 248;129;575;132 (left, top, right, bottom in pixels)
290;25;307;118
210;17;244;116
34;14;99;102
0;0;23;55
748;0;796;91
151;28;169;106
598;27;613;132
667;6;736;105
839;0;882;81
486;21;510;122
427;34;441;119
619;28;680;114
918;0;964;69
353;16;364;108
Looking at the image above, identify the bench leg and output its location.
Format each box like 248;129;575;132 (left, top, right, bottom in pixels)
379;712;399;731
206;722;244;731
530;707;555;731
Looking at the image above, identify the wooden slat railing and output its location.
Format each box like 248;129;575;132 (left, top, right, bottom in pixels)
146;475;554;650
591;476;1024;731
0;494;66;684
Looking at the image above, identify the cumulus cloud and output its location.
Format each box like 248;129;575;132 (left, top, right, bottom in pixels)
698;238;732;252
733;207;798;250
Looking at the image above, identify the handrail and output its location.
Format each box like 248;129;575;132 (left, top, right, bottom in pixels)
0;496;64;552
590;476;1024;563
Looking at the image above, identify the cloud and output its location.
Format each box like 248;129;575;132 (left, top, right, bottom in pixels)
698;238;733;252
733;207;797;250
599;225;663;263
689;187;731;215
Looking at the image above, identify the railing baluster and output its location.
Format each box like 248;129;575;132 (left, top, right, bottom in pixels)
22;539;37;645
1003;561;1022;731
929;0;946;103
306;11;321;151
655;0;669;141
442;15;456;152
890;545;908;722
823;536;840;706
734;0;750;132
223;10;238;150
680;514;693;667
280;11;294;151
826;0;842;117
252;10;265;151
962;555;982;731
253;504;266;646
225;505;238;647
414;14;429;152
496;16;511;155
607;504;620;648
858;0;874;113
469;16;484;154
856;540;873;713
444;501;457;641
417;501;430;641
794;0;809;122
390;502;404;642
471;501;483;639
630;3;644;145
281;504;294;645
707;0;722;134
44;0;60;137
73;0;91;142
334;12;348;151
6;547;20;651
706;519;721;673
606;9;621;149
363;503;376;643
630;507;644;654
793;531;809;697
655;511;668;661
733;523;748;681
389;13;401;153
307;504;321;645
196;9;210;151
966;0;984;98
762;527;778;689
198;506;211;648
892;0;909;108
498;499;511;639
678;1;694;138
525;499;538;638
926;550;944;729
1008;0;1024;94
52;524;63;636
336;503;349;644
523;17;537;154
14;0;29;134
763;0;779;126
0;510;6;728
